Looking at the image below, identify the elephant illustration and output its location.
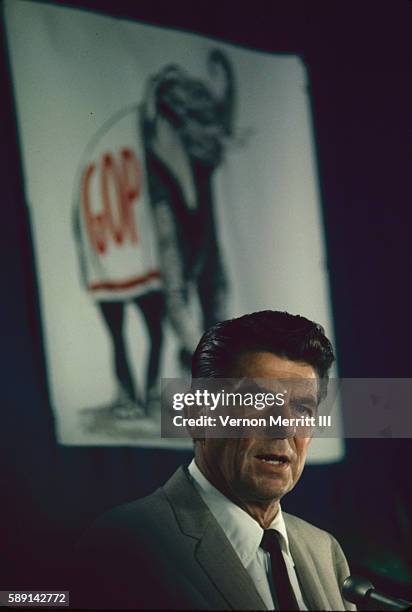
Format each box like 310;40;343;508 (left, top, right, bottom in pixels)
73;49;236;424
140;49;236;370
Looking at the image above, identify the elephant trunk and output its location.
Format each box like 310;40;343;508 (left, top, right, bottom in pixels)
208;49;236;137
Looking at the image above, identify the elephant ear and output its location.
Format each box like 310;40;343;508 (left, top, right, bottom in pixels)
140;73;160;127
141;65;187;127
208;49;236;137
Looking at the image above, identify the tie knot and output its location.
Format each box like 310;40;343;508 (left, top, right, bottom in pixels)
260;529;281;553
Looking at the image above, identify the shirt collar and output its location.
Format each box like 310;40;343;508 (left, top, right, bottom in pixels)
188;459;291;566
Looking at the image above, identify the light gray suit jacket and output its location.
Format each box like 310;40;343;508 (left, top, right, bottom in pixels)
76;466;356;610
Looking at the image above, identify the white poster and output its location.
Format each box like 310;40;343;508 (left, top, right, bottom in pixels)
4;0;343;461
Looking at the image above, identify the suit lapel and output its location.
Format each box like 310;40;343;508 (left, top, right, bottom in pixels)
163;467;267;610
196;517;267;610
287;527;330;611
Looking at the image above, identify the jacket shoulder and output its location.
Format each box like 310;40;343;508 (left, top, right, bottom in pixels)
73;483;201;609
80;486;180;555
283;511;349;561
283;511;333;542
283;512;348;559
94;487;169;527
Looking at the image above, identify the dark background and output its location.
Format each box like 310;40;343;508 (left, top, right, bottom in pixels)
1;0;412;604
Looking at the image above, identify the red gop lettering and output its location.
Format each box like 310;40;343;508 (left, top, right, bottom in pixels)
81;148;142;254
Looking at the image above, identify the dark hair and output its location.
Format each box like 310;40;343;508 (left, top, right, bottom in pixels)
192;310;335;400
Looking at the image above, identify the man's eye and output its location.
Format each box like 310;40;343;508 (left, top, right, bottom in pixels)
293;404;313;417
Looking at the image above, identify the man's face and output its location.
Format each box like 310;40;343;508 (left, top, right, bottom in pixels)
197;351;317;505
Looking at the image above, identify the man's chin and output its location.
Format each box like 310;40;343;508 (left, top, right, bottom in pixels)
239;480;290;504
257;486;288;502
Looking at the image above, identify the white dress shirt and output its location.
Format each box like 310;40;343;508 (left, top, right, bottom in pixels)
188;459;308;610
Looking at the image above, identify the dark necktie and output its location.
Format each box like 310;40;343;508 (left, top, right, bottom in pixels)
260;529;300;611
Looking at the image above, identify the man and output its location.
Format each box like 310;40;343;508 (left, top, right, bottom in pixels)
76;310;355;610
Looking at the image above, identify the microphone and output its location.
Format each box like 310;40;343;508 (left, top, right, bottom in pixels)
342;576;411;611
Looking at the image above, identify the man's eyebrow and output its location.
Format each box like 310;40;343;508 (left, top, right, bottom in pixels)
233;380;319;401
233;380;263;392
290;395;318;407
235;382;280;394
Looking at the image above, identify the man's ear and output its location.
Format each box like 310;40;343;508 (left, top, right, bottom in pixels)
183;402;206;442
193;437;205;449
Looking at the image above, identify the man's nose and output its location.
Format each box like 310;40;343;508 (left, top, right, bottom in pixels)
265;402;296;439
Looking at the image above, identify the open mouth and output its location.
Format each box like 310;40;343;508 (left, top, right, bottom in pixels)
255;453;290;466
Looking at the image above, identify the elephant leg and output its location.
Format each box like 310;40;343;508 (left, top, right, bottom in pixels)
97;300;137;403
197;247;229;331
133;290;165;413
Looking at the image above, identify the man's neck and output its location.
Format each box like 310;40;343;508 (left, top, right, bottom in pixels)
193;456;280;529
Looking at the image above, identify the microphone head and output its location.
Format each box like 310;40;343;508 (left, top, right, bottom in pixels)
342;575;375;604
